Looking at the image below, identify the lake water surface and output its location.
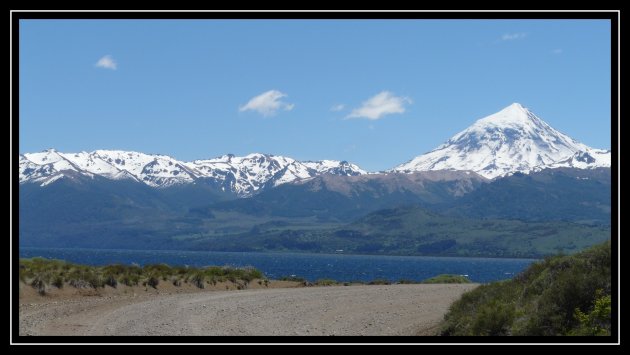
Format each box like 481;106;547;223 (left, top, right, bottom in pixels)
19;247;537;283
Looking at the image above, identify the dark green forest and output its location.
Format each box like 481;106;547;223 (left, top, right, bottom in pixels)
20;168;611;258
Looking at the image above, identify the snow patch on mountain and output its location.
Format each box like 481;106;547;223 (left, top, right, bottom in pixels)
540;148;611;170
302;160;366;176
186;153;300;196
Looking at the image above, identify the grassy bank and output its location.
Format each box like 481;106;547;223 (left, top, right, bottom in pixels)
440;240;612;336
20;257;474;297
19;257;265;294
277;274;472;286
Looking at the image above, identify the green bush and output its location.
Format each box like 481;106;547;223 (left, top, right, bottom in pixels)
441;240;611;336
84;272;104;289
104;274;118;288
52;275;64;289
191;273;205;289
121;274;140;287
569;290;611;336
471;300;516;336
422;274;471;284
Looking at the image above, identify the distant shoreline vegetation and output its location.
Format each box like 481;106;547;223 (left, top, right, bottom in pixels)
19;257;473;296
19;246;541;260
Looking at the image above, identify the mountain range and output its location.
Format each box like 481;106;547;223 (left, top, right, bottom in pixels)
18;103;612;258
19;150;365;197
19;103;609;197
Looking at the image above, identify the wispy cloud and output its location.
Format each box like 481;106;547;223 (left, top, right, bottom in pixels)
239;90;294;117
346;91;411;120
552;48;563;55
344;144;357;153
501;33;527;41
95;55;117;70
330;104;345;112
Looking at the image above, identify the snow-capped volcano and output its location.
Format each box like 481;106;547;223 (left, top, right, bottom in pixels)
19;149;366;196
392;103;610;179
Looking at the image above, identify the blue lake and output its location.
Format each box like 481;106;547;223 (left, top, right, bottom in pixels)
19;247;538;283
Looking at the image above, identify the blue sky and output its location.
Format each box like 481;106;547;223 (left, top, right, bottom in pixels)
19;20;611;171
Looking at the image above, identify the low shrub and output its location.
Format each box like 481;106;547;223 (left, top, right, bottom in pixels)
31;274;48;295
52;275;64;289
422;274;471;284
147;276;159;289
279;276;306;282
368;279;391;285
191;273;205;289
104;275;118;288
315;279;338;286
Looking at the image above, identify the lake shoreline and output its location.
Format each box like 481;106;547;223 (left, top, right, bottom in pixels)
20;246;541;260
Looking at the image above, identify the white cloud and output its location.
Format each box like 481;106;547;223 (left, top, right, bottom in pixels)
552;48;563;54
239;90;294;117
330;104;345;112
95;55;117;70
501;33;527;41
346;91;411;120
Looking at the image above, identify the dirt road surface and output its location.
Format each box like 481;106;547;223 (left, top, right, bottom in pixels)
19;284;476;336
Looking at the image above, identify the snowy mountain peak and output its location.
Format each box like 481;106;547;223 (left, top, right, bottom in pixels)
393;103;609;179
508;102;524;109
475;102;536;125
464;103;558;138
19;149;366;196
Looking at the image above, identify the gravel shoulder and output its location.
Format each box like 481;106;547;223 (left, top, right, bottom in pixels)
19;284;477;336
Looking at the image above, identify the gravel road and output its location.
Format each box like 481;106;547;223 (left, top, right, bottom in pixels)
19;284;476;336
